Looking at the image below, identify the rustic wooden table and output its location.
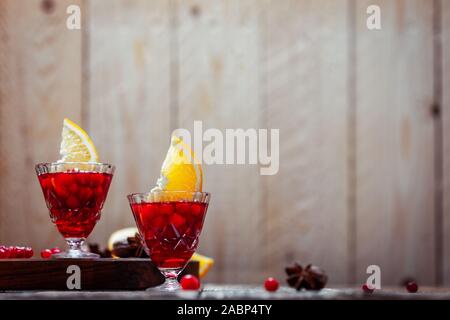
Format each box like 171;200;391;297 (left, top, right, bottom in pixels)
1;285;449;300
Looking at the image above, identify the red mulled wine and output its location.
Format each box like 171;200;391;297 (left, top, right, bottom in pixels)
130;201;208;269
38;171;112;238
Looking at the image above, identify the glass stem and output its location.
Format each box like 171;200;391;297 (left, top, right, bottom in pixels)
66;238;85;252
161;269;182;291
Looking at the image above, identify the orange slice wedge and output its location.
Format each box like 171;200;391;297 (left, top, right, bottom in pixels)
154;135;203;192
59;118;99;162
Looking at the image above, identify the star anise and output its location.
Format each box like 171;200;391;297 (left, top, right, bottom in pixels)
285;262;328;290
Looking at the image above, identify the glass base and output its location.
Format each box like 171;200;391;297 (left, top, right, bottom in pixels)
52;250;99;259
52;237;99;259
147;268;183;292
146;280;181;292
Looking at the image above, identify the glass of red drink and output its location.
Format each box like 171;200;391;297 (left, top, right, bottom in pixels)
128;191;210;291
36;162;115;258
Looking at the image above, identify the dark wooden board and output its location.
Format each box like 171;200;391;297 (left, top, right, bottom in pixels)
0;259;198;291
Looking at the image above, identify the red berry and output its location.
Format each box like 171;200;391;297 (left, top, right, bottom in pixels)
4;247;12;258
65;195;80;209
24;247;34;258
14;247;23;258
0;246;11;258
41;249;53;259
19;247;28;258
8;246;18;258
180;274;201;290
0;248;7;259
51;247;62;254
362;284;374;293
264;277;279;292
406;281;418;293
68;183;79;194
170;213;186;229
0;245;34;259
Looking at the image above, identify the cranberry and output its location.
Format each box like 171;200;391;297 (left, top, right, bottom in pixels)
41;249;53;259
8;246;18;258
66;195;80;209
0;246;34;259
15;247;25;258
79;175;91;186
79;188;93;202
180;274;201;290
191;203;205;217
0;248;7;259
24;247;34;258
3;247;11;258
406;281;418;293
264;277;279;292
54;184;69;199
152;215;168;229
175;202;191;216
68;183;79;194
94;186;104;197
362;284;374;293
7;247;16;258
89;175;101;188
170;213;186;229
51;247;62;254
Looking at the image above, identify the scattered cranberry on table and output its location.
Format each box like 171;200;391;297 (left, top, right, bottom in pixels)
264;277;279;292
40;247;62;259
0;246;33;259
406;281;418;293
40;249;53;259
24;247;34;258
0;246;62;259
50;247;62;254
0;247;7;259
362;284;374;293
180;274;201;290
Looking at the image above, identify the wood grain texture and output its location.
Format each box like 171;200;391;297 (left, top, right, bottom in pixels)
355;0;435;285
85;0;172;246
0;259;198;290
0;0;82;250
0;0;447;286
175;0;265;283
264;0;350;284
442;0;450;285
4;285;450;300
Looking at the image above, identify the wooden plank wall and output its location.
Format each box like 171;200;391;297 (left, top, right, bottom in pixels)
355;0;435;285
264;0;350;284
0;0;449;285
85;0;172;246
175;0;265;282
443;0;450;285
0;0;82;250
